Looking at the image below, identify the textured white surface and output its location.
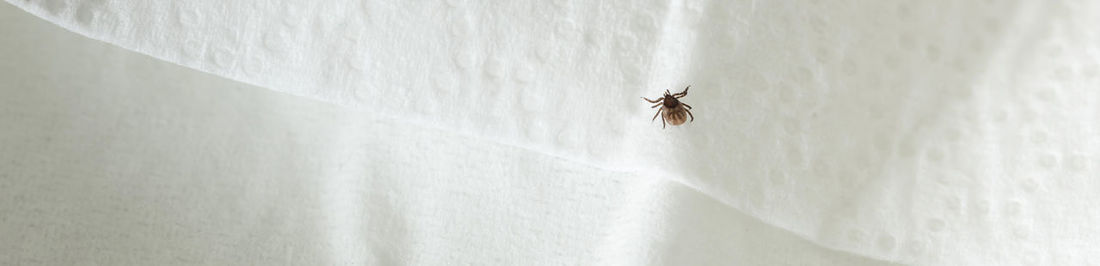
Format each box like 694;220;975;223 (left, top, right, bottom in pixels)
5;0;1100;264
0;4;891;265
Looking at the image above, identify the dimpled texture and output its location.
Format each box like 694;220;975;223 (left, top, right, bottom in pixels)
0;5;893;265
6;0;1100;264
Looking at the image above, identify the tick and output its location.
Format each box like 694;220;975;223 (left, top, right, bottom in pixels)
642;85;694;129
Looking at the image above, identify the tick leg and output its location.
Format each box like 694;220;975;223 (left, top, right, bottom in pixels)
674;85;690;98
652;108;662;121
661;115;667;129
682;103;692;109
651;102;662;108
642;97;662;103
685;108;694;122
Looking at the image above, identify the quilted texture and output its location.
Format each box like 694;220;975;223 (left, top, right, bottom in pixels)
5;0;1100;264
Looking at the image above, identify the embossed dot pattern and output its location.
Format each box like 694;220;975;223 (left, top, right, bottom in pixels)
7;0;1100;264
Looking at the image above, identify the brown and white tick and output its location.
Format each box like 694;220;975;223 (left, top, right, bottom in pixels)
642;85;694;129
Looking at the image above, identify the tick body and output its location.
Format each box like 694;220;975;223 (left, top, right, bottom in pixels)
642;86;694;129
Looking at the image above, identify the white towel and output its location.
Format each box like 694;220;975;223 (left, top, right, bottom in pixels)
4;0;1100;264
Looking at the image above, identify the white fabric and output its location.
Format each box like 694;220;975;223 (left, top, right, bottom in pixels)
4;0;1100;264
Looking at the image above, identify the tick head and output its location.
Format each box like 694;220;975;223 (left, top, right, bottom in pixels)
663;95;680;108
